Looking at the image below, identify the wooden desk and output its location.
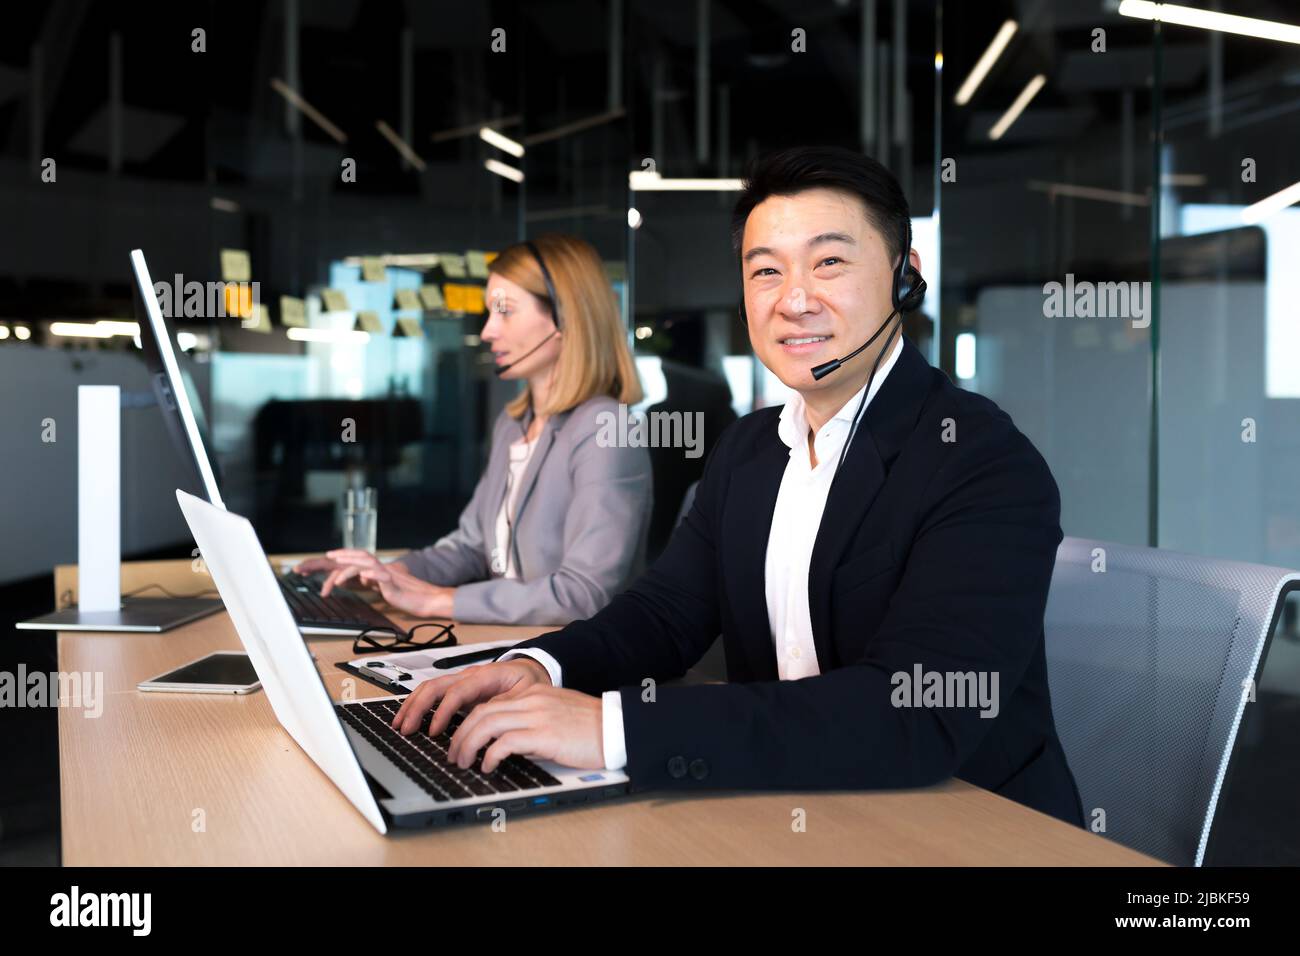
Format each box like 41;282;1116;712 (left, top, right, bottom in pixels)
54;559;1165;866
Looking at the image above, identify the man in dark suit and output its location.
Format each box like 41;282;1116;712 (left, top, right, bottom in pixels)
391;146;1084;827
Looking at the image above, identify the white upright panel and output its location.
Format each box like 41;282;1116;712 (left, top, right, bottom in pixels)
78;385;121;611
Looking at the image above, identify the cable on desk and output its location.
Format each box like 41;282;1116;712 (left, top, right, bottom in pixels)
122;580;220;600
57;584;220;608
123;582;220;600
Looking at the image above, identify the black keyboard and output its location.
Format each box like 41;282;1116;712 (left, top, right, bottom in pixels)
336;698;562;802
278;571;398;632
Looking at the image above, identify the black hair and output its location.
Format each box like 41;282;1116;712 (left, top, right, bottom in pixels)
730;146;911;268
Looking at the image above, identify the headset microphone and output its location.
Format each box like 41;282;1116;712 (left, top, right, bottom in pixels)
493;328;559;375
807;218;927;381
809;307;900;381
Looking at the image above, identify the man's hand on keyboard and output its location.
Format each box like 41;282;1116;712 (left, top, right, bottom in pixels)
391;658;551;738
448;685;604;773
390;658;603;771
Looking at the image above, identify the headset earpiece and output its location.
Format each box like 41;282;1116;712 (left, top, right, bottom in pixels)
895;267;927;313
891;220;927;315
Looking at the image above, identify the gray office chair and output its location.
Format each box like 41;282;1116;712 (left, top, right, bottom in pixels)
1042;536;1299;865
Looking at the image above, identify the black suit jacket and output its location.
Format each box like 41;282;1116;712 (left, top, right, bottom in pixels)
517;335;1085;827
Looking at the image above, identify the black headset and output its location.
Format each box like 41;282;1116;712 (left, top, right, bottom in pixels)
523;239;563;330
891;219;927;315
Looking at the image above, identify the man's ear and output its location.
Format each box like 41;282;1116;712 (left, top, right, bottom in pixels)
908;247;923;276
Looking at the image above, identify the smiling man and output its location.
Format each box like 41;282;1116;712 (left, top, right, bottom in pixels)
390;145;1085;827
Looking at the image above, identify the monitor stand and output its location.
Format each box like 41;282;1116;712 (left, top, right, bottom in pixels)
16;596;223;633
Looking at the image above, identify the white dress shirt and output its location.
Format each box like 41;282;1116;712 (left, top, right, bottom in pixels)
490;435;539;578
765;335;903;679
501;336;904;771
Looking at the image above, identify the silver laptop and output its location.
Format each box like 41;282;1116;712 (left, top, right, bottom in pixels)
175;489;631;832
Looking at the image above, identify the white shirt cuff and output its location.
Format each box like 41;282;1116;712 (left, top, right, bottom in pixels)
601;690;628;771
496;648;563;688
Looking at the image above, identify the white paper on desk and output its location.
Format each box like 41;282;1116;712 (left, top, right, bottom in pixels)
349;638;521;692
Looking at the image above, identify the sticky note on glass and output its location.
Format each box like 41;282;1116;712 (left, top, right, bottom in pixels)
394;289;422;311
221;249;251;282
223;283;255;320
321;288;350;312
278;296;305;327
443;284;467;312
355;310;384;333
419;284;445;310
463;285;486;314
394;317;424;338
466;251;490;279
361;257;387;282
484;251;499;267
439;253;467;278
243;303;272;333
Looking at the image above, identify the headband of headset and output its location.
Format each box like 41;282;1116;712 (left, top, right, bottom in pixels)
523;239;562;330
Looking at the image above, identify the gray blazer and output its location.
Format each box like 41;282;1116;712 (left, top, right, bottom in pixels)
398;395;652;626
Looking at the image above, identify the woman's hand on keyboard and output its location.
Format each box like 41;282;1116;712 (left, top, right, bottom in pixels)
304;551;409;586
327;554;453;618
293;555;340;575
319;551;412;598
391;658;552;738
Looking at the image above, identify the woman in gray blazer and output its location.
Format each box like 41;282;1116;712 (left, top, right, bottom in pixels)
299;234;651;626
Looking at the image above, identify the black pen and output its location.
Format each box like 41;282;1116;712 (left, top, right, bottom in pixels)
432;647;508;669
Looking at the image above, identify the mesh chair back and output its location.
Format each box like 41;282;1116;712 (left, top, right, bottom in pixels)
1044;536;1298;865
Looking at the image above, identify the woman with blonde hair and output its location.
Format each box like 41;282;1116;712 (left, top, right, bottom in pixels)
300;233;651;626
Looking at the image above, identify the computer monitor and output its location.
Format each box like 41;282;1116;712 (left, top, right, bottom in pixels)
13;250;228;633
129;248;225;509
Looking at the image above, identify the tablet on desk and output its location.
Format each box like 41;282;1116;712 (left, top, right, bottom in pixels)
138;650;262;695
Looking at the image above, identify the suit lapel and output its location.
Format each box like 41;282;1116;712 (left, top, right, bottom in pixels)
511;409;564;526
807;335;935;670
483;420;512;538
721;425;788;681
488;407;562;577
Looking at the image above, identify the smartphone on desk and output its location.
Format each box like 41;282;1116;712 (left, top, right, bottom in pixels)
138;650;261;695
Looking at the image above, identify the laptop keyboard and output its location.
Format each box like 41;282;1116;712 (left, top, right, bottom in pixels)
337;698;562;802
279;571;398;632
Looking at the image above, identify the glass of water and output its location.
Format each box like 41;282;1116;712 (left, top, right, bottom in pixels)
343;487;378;552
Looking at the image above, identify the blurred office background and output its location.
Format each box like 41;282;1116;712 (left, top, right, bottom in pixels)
2;1;1298;862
